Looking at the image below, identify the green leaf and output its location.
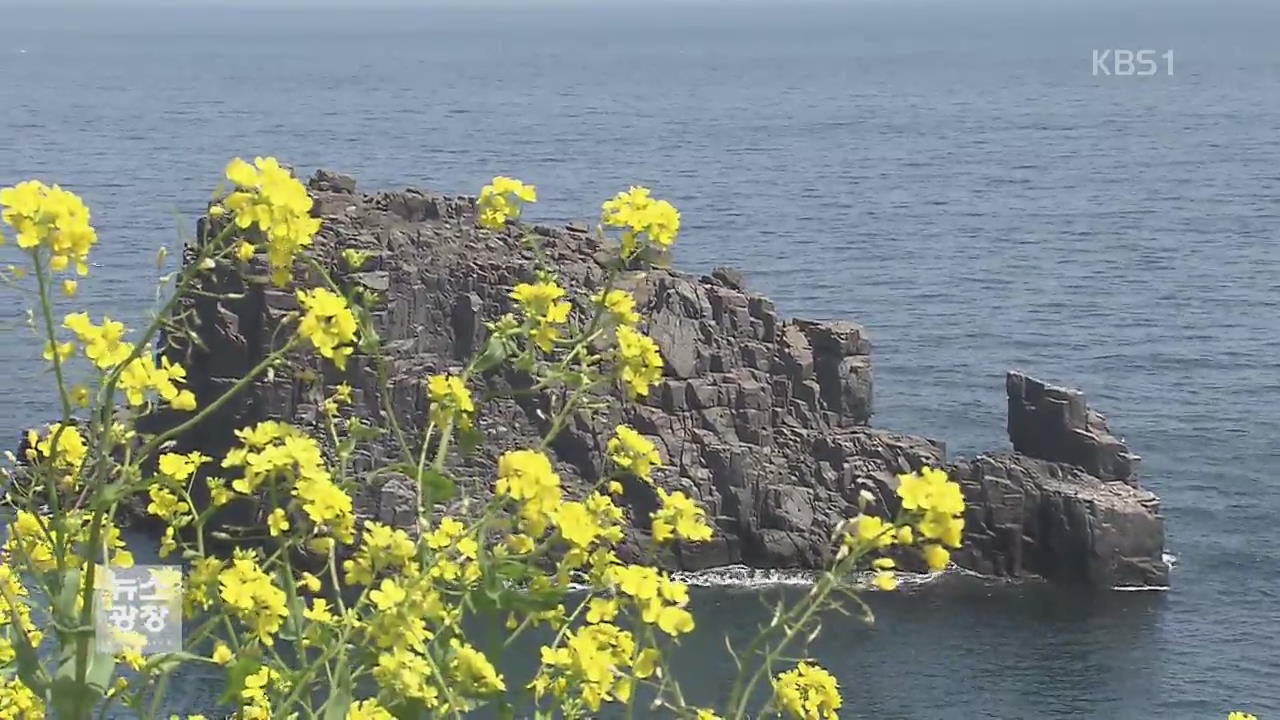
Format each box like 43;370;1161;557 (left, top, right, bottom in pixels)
8;624;46;696
471;335;509;374
457;425;484;457
143;651;205;676
322;662;353;720
49;647;113;719
387;464;456;504
52;567;83;628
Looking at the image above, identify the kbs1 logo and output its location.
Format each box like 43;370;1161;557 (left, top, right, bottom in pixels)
1092;50;1174;76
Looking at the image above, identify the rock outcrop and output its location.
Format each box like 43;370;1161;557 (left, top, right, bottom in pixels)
164;170;1168;588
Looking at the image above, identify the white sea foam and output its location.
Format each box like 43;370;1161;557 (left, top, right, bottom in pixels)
673;564;814;588
673;564;950;590
1112;584;1170;592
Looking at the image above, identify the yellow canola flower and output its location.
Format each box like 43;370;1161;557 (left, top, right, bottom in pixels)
63;312;132;369
651;488;713;544
218;550;288;645
146;486;191;524
600;186;680;257
897;466;964;514
593;288;640;326
426;373;474;427
25;423;87;474
296;287;358;370
923;543;950;572
222;156;322;286
372;648;442;705
158;451;208;481
496;449;563;535
303;597;337;626
772;662;843;720
614;325;663;398
449;639;507;695
0;675;44;720
347;699;395;720
267;508;289;537
606;564;696;637
425;516;465;550
606;425;661;481
850;514;895;549
896;466;965;549
0;180;97;276
294;471;355;542
60;314;197;410
585;597;619;624
532;622;635;712
476;176;536;230
343;521;415;586
553;493;624;550
510;280;571;352
872;557;898;591
210;644;233;666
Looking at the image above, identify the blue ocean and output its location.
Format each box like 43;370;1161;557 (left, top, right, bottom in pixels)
1;1;1278;716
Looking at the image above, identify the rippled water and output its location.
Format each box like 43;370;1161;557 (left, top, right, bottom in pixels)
2;1;1278;716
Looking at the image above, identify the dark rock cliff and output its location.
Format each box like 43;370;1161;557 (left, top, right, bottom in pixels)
166;170;1168;588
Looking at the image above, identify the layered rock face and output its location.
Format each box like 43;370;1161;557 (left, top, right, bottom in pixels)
168;170;1168;588
949;371;1168;586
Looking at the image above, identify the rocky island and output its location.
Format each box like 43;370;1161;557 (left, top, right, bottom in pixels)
165;170;1169;589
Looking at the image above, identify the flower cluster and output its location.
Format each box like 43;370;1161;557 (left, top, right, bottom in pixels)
772;662;842;720
0;180;97;276
844;466;966;592
476;176;537;230
593;288;640;326
0;565;43;668
495;449;563;535
605;564;695;636
605;425;660;481
532;622;637;711
62;313;197;410
238;665;288;719
343;521;416;586
4;509;133;572
296;287;358;370
24;422;88;481
427;373;475;428
219;549;289;644
651;488;714;543
554;492;625;550
0;167;1001;720
614;325;664;398
323;381;353;417
511;280;572;352
897;466;966;567
219;420;355;544
600;186;681;258
0;675;43;720
221;156;323;285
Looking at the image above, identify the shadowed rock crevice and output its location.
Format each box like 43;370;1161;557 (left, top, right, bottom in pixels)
166;169;1168;588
